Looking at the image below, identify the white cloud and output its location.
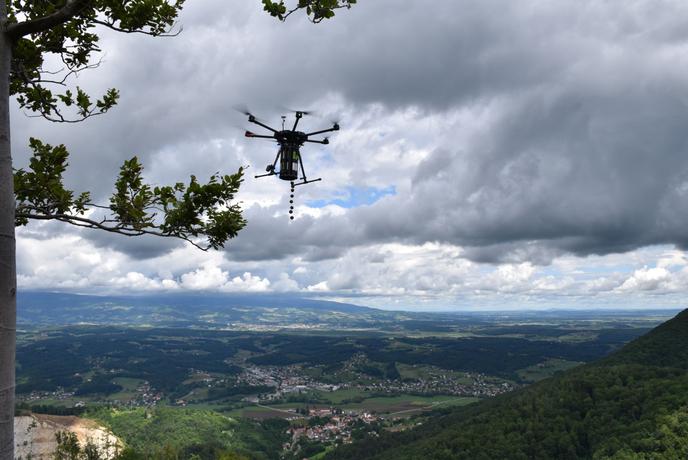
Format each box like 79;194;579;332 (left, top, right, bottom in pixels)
657;250;688;269
271;273;300;292
224;272;271;292
180;264;229;290
15;223;688;309
179;265;271;292
618;267;672;292
307;281;329;292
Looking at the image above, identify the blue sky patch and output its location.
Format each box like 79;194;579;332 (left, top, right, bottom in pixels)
308;186;396;209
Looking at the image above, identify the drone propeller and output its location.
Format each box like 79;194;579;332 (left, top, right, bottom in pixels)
232;104;253;116
280;106;317;117
233;104;266;123
236;106;280;134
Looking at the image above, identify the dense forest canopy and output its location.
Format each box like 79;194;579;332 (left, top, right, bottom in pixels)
327;310;688;459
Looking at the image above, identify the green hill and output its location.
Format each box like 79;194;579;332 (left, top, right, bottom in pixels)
602;308;688;369
327;309;688;460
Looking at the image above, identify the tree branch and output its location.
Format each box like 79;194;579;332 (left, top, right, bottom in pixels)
16;211;210;251
15;141;245;252
24;109;108;124
265;0;356;23
92;19;182;37
5;0;90;39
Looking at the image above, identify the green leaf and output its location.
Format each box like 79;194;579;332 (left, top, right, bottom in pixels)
14;138;83;225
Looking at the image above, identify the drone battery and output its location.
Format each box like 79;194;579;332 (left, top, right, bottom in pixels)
279;146;299;181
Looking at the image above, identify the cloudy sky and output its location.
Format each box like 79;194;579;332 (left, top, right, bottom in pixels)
12;0;688;310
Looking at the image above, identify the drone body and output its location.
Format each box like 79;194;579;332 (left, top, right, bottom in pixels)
243;111;339;220
243;111;339;186
242;110;340;220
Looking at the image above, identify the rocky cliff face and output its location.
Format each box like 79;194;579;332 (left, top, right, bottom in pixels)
14;414;121;459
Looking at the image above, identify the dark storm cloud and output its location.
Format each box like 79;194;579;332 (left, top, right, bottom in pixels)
407;87;688;258
14;0;688;264
345;82;688;262
87;231;184;260
225;205;359;262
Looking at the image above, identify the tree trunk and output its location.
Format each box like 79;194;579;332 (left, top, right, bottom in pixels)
0;4;16;459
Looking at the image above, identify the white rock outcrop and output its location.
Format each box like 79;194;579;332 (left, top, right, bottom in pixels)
14;414;121;459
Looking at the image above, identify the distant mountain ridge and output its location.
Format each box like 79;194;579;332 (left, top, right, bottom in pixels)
18;291;679;335
328;308;688;459
17;291;384;327
19;291;373;313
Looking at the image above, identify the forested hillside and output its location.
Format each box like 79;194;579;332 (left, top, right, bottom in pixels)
328;309;688;460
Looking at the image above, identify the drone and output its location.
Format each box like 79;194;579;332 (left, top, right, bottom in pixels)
241;109;339;219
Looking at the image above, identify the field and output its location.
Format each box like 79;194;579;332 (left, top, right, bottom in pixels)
225;394;480;419
396;364;474;383
341;395;478;415
516;358;584;382
107;377;147;402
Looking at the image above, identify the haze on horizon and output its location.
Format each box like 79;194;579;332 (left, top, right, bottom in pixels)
13;0;688;310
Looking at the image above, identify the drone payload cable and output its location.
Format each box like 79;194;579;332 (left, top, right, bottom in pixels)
290;181;295;220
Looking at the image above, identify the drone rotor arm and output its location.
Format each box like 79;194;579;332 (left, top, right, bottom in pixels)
245;131;277;140
304;138;330;145
292;111;303;131
305;125;339;137
249;118;279;133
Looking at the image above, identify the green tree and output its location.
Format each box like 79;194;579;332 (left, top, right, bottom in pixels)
54;431;81;460
0;1;354;459
81;438;101;460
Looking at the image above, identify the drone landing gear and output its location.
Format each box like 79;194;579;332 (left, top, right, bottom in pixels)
254;164;276;179
292;177;322;187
